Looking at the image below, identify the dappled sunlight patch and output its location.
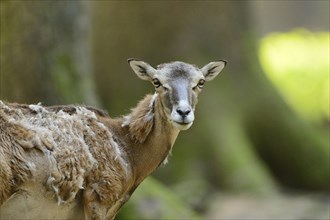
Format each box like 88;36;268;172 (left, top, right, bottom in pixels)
259;30;329;124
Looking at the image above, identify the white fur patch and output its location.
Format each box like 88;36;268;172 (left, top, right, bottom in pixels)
144;93;157;122
149;93;158;108
28;103;45;113
26;162;36;174
121;116;131;127
110;137;129;175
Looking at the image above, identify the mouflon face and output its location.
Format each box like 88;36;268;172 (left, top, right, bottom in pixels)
128;59;226;130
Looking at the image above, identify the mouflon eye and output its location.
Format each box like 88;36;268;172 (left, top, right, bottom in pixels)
152;78;162;88
197;79;205;88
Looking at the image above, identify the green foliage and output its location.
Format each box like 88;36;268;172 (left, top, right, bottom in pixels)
116;177;202;219
259;30;329;124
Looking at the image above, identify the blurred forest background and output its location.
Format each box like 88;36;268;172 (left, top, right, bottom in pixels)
0;1;329;219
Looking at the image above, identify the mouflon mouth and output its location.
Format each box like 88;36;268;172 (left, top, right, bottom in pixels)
175;121;190;125
172;120;193;131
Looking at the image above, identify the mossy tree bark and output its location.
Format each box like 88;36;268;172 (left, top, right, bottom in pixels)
0;1;99;106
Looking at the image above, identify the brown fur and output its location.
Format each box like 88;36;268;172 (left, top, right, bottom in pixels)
0;94;178;220
0;59;225;219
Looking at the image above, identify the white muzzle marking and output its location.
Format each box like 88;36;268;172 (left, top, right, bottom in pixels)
170;100;194;131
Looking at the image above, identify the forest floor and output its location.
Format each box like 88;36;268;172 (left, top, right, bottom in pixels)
206;193;329;219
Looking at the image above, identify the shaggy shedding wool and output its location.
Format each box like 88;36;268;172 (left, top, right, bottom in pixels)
0;101;129;205
0;94;175;219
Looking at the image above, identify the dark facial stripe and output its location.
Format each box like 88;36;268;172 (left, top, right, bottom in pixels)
171;80;191;105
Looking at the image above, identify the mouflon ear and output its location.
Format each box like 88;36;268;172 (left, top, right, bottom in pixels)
201;60;227;81
128;58;156;81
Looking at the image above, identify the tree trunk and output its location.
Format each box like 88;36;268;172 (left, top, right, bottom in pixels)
0;1;100;106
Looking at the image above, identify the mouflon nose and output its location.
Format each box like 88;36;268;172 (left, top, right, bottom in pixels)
176;107;191;117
